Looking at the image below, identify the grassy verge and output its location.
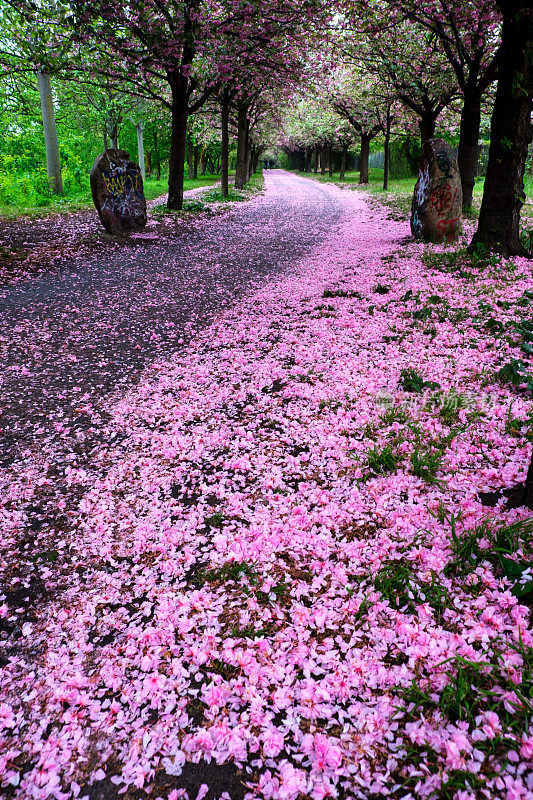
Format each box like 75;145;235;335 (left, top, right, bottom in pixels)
152;172;264;217
295;168;533;223
0;174;221;219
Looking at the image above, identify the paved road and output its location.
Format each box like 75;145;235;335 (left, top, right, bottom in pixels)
0;171;345;466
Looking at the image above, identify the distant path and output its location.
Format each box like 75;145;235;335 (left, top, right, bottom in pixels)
0;171;346;465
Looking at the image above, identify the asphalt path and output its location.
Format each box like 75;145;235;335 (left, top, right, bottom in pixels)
0;171;345;466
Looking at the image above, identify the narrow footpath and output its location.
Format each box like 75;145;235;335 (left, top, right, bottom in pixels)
0;171;344;466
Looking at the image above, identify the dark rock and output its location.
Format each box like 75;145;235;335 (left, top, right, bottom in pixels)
90;149;147;236
411;139;462;242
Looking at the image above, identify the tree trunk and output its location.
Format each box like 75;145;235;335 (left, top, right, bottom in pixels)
339;145;348;181
103;125;108;152
245;123;252;179
320;149;326;175
328;145;334;177
418;115;436;144
37;68;63;194
359;134;371;184
383;105;391;191
193;145;200;179
220;93;230;197
136;122;145;179
469;4;533;257
234;102;248;189
199;151;206;175
248;140;255;179
108;119;118;150
187;136;194;180
314;147;319;173
167;74;189;210
457;91;482;210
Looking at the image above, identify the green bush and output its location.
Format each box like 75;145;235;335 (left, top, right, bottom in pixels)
390;135;421;179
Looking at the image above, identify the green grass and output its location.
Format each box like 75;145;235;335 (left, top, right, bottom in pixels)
295;167;533;221
0;173;221;219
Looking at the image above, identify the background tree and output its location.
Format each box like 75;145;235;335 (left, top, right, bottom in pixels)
372;0;501;210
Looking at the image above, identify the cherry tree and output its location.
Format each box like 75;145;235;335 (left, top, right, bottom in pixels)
344;8;459;145
0;0;74;193
5;0;327;209
326;67;387;184
469;0;533;260
372;0;501;210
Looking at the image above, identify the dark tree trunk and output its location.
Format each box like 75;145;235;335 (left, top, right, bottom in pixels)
359;134;371;184
418;115;436;144
146;151;152;176
248;150;253;179
320;148;326;175
245;122;251;180
234;102;248;189
328;145;334;177
167;74;189;210
458;91;482;210
314;147;319;173
383;105;391;191
469;4;533;257
193;145;200;179
220;93;230;197
339;145;348;181
187;136;194;180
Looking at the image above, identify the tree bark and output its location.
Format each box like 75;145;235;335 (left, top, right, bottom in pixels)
136;122;145;179
220;93;230;197
383;105;391;191
328;145;334;177
314;147;319;173
320;148;326;175
167;73;189;210
359;134;371;184
37;68;63;194
469;3;533;257
457;91;482;210
108;119;118;150
187;136;194;180
339;145;348;181
418;115;436;144
234;101;248;189
245;122;252;180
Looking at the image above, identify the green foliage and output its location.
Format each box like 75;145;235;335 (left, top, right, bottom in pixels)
389;135;420;179
445;515;533;600
191;559;259;587
410;442;444;483
374;561;451;618
398;367;441;393
364;443;401;475
322;288;361;298
495;358;533;391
